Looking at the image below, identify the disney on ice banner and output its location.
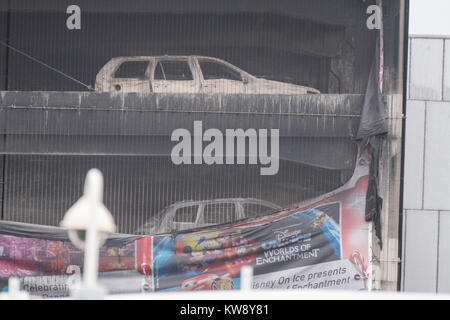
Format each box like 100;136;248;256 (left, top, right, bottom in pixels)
0;154;371;297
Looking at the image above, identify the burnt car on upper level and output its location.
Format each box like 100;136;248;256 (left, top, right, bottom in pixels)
95;55;320;95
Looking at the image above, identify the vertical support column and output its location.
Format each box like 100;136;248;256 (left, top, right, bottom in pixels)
371;94;404;290
0;102;5;220
370;0;406;291
0;155;3;220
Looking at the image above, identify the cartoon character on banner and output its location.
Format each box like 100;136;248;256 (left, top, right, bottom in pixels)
351;250;370;290
46;241;69;275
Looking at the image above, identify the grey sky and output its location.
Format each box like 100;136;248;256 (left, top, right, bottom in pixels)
409;0;450;36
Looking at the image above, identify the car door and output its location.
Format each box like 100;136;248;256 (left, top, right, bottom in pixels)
240;200;281;219
151;58;200;93
110;60;151;93
200;202;238;227
170;205;201;232
196;58;247;94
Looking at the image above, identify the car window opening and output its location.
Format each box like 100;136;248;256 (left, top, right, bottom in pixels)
154;60;193;81
199;60;242;81
114;60;149;79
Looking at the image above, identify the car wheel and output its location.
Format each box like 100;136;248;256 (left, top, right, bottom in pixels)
142;283;151;292
183;246;192;255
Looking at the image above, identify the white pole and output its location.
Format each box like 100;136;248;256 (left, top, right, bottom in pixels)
240;266;253;291
82;169;103;289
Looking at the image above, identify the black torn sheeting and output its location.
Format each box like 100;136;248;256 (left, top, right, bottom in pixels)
356;50;388;139
365;136;384;248
356;36;388;249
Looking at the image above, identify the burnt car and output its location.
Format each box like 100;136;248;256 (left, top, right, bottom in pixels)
95;55;320;94
135;198;282;235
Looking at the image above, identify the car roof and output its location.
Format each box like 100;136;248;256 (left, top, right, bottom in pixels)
107;56;253;77
165;198;281;208
109;55;232;62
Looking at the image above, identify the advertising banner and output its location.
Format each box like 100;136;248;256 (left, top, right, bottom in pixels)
0;150;370;297
152;151;370;292
0;232;145;297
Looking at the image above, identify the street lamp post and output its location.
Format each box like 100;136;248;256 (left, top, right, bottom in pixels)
60;169;116;300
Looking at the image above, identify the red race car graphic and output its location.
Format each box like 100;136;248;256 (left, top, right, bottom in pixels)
179;273;234;291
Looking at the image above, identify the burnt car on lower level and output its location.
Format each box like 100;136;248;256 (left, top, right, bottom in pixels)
135;198;282;235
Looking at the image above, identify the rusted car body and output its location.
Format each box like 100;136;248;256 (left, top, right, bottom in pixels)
95;56;320;94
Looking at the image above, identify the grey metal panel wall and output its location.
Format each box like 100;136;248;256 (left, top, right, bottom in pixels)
444;40;450;101
403;100;425;209
0;1;8;91
0;92;361;234
403;210;439;293
438;211;450;293
402;37;450;293
409;39;443;100
0;92;362;136
0;92;362;168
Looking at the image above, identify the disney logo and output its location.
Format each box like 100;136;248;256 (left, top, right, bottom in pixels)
274;229;302;242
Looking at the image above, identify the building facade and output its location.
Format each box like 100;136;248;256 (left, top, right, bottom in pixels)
402;35;450;293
